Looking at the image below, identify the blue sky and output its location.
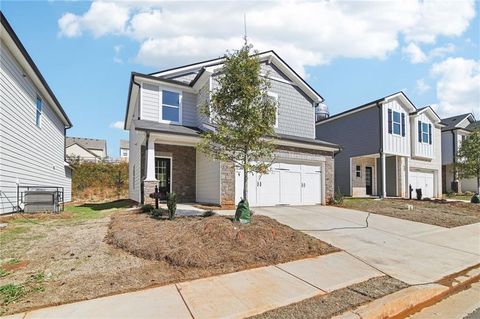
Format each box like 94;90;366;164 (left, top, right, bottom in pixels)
2;1;479;158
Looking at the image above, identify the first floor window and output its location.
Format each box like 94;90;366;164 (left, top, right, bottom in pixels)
162;90;180;123
356;165;361;177
35;95;42;127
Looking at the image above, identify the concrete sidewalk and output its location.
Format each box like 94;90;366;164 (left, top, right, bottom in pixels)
255;205;480;285
2;251;382;319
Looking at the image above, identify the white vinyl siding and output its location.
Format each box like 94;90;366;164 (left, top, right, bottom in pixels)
382;99;410;157
195;151;221;204
0;44;71;214
140;83;160;121
412;113;434;159
128;120;144;203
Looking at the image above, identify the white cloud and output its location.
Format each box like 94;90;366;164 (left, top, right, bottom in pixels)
58;1;476;74
415;79;431;94
430;57;480;117
59;2;129;38
403;43;428;64
403;43;456;64
110;121;124;129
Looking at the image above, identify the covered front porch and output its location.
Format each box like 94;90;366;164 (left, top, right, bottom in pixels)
350;153;411;198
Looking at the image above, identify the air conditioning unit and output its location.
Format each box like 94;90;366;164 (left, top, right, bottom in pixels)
24;190;60;213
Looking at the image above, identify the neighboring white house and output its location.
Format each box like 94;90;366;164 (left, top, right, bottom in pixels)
124;51;340;207
0;12;73;213
316;92;444;199
119;139;129;161
66;137;107;162
441;113;479;193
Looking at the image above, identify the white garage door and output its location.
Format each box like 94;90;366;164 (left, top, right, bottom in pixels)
409;171;434;199
235;163;322;207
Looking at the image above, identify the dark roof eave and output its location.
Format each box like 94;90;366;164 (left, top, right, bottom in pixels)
1;12;72;128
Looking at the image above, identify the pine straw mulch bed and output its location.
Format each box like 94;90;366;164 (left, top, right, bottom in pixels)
106;211;339;270
340;198;480;228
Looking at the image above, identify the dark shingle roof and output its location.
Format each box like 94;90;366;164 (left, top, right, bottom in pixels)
441;113;473;131
66;137;106;151
134;120;202;137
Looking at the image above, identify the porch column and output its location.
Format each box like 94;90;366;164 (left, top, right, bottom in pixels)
381;153;387;198
144;137;157;181
405;157;410;199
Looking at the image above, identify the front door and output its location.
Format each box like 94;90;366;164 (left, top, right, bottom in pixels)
155;158;171;199
365;166;373;195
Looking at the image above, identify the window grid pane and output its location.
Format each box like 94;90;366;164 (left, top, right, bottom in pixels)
162;105;179;122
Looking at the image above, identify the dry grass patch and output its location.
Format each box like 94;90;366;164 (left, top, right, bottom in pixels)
341;198;480;228
106;212;338;270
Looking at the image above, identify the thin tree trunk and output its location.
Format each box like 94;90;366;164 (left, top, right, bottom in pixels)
243;169;248;202
477;174;479;194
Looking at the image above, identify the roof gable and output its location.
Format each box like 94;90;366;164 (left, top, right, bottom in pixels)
441;113;476;131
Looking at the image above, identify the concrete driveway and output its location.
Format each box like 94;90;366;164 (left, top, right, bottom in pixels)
254;205;480;285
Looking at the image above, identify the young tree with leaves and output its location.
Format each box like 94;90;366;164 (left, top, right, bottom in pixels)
457;130;480;194
197;44;277;218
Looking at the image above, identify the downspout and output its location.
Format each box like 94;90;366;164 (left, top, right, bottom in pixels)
377;102;384;198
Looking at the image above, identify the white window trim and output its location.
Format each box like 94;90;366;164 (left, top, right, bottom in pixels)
35;95;42;128
267;91;279;128
155;155;173;193
420;121;430;144
391;110;401;136
158;86;182;125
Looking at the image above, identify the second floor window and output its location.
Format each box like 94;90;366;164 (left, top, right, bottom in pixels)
35;96;42;127
418;121;432;144
162;90;180;123
388;109;405;136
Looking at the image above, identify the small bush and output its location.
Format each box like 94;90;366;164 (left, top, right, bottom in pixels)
471;194;480;204
202;210;216;217
141;204;154;214
166;193;177;220
332;187;344;205
151;208;167;219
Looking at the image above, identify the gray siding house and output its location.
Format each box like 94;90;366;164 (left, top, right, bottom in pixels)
125;51;340;207
441;113;478;193
0;12;73;214
316;92;444;199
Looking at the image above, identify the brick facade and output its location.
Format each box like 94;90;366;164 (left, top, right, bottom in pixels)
142;144;196;203
143;180;157;205
220;161;236;208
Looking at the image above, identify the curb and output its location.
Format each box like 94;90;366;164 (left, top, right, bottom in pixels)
332;265;480;319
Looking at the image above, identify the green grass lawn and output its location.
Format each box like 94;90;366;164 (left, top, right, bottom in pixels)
64;199;134;220
442;194;473;201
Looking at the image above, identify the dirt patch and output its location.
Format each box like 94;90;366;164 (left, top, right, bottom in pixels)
1;261;29;273
0;207;337;316
106;212;338;269
250;276;409;319
340;198;480;228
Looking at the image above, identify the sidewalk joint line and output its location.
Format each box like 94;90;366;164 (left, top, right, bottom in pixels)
175;284;195;319
274;265;326;293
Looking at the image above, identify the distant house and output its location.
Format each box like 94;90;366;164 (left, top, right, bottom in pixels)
0;12;73;213
119;140;129;161
66;137;107;162
441;113;478;193
316;92;444;199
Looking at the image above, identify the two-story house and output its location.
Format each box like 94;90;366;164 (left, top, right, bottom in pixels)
441;113;478;193
0;12;73;213
66;137;107;162
315;92;444;199
124;51;340;207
